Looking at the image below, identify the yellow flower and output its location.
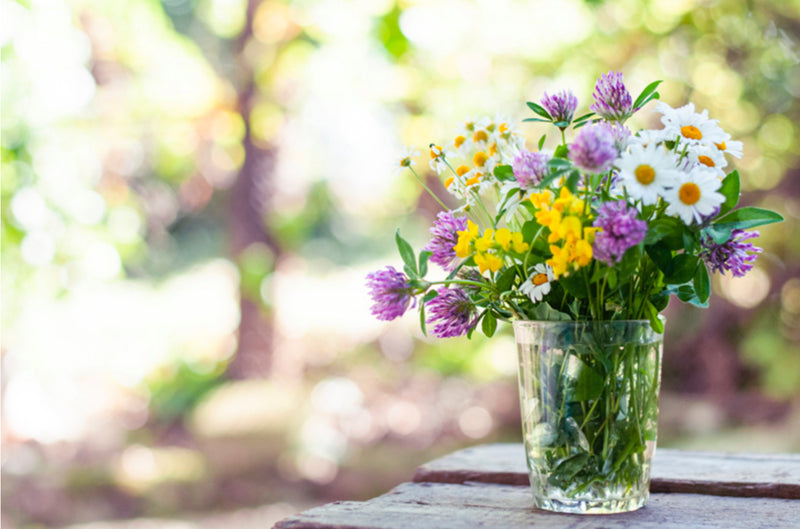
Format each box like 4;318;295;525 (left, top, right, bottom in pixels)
583;226;601;244
556;215;583;241
530;190;554;210
510;232;530;253
572;239;593;268
474;228;495;252
454;220;479;258
494;228;512;251
535;207;561;230
475;252;503;274
547;245;571;278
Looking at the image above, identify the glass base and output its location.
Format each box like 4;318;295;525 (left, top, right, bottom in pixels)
532;489;649;514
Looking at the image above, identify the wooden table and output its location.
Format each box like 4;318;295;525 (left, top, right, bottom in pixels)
273;443;800;529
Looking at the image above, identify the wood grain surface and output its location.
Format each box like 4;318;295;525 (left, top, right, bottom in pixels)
412;443;800;499
274;481;799;529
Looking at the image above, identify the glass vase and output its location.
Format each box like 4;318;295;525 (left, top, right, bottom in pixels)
512;319;664;514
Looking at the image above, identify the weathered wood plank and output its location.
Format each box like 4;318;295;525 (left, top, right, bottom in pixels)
412;443;800;499
273;481;799;529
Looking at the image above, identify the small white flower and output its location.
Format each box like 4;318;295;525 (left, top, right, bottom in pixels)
663;166;725;225
656;101;726;147
629;129;667;148
395;146;420;174
520;263;555;303
686;144;727;178
429;144;450;174
713;133;744;159
617;142;681;205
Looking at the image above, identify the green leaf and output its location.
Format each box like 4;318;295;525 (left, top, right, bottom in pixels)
522;117;552;123
403;264;416;278
553;120;570;128
566;356;604;401
717;170;740;217
694;262;710;303
565;170;580;193
482;310;497;338
529;301;573;321
644;217;683;246
714;207;784;231
547;157;572;168
538;134;547;150
644;299;664;334
526;101;552;120
418;250;432;278
572;112;595;124
664;254;698;285
554;144;569;159
496;267;517;293
493;164;515;181
645;243;672;275
422;290;438;303
559;273;588;300
522;220;539;243
632;80;663;111
396;230;417;275
704;225;732;245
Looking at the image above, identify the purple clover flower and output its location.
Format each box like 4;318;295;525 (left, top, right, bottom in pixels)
424;211;468;270
541;90;578;126
592;200;647;265
590;71;633;122
700;229;762;277
366;266;415;321
568;123;618;174
512;149;551;189
425;287;477;338
600;121;632;151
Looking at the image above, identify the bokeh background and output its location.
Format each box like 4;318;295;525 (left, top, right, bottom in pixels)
2;0;799;527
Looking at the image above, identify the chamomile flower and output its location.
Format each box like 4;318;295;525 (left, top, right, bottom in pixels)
395;146;420;174
520;263;555;303
656;102;726;147
713;133;744;159
628;129;667;148
429;144;449;174
663;166;725;225
687;144;727;177
617;142;681;205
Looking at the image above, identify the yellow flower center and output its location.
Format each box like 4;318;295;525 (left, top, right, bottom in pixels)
454;135;466;148
715;141;727;151
635;164;656;185
498;123;509;133
430;145;443;158
445;176;454;188
532;273;549;286
465;175;480;186
489;143;498;156
697;155;715;167
680;125;703;140
473;130;489;142
399;157;411;167
456;165;470;176
473;151;489;167
679;182;701;205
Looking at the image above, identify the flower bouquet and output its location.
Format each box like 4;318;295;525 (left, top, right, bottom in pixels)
366;72;783;513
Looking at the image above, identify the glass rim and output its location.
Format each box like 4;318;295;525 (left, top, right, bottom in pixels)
512;316;665;327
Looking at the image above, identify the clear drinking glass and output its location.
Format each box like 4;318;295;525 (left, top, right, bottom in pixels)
513;320;664;514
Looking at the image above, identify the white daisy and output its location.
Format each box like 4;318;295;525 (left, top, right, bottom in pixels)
520;263;555;303
713;132;744;159
656;102;726;147
628;128;667;148
617;142;681;205
686;144;727;178
394;146;420;174
429;144;450;174
663;166;725;225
